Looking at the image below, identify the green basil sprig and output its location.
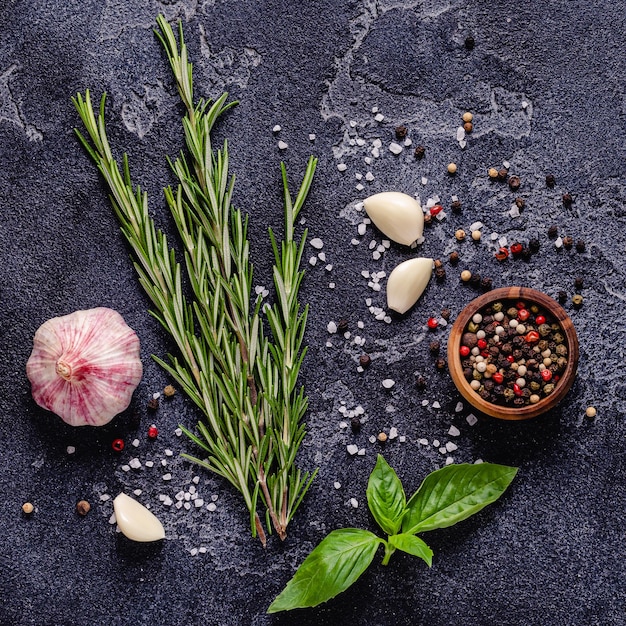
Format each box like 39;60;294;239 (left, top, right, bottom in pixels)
268;456;517;613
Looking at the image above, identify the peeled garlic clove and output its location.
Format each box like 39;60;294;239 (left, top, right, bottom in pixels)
113;493;165;542
363;192;424;246
26;307;143;427
387;258;433;314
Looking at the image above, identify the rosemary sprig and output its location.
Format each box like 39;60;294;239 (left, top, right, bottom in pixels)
72;15;318;545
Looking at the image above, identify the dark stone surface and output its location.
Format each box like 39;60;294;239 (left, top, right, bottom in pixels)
1;1;625;624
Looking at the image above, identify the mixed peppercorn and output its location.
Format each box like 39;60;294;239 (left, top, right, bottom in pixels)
459;299;568;407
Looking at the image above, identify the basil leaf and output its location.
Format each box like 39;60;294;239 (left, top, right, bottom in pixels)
402;463;518;534
366;454;406;535
388;533;433;567
267;528;383;613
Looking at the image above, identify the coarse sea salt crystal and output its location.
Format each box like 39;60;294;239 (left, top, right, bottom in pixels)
509;204;520;218
277;140;288;150
446;457;455;465
421;399;429;407
100;494;111;502
404;138;412;146
318;252;326;262
309;133;316;141
327;321;338;334
129;458;141;469
555;236;563;248
433;439;440;447
194;499;204;508
466;413;478;426
374;113;384;122
418;438;429;446
132;439;140;447
334;481;341;489
455;402;464;413
470;221;483;231
66;445;75;454
325;264;333;271
369;435;377;444
347;444;359;455
439;447;447;454
309;256;318;266
389;427;398;440
121;465;130;472
389;142;403;155
490;232;499;241
432;401;441;409
339;421;348;429
399;435;406;442
356;183;364;191
337;163;347;172
145;461;154;468
421;176;428;185
456;127;465;141
356;138;365;146
449;425;461;437
207;503;217;511
446;442;458;452
133;489;142;496
358;223;367;236
162;473;172;481
382;379;395;389
310;237;323;249
350;498;359;508
357;448;366;456
365;172;374;181
272;124;281;132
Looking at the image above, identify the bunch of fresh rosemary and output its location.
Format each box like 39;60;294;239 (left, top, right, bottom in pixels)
73;15;318;545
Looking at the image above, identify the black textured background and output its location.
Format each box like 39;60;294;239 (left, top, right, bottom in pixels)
1;1;625;624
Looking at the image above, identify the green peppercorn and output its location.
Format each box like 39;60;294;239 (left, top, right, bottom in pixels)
543;383;555;395
492;302;503;313
507;307;518;318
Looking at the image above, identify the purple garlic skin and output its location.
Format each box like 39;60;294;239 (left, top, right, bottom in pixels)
26;307;143;426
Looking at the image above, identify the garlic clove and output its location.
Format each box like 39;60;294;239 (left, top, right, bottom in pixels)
113;493;165;542
26;307;143;427
363;192;424;246
387;258;433;314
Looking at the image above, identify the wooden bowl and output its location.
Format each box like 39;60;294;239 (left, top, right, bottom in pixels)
447;287;579;420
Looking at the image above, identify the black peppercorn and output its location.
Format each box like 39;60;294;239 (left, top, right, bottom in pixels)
415;375;427;390
429;340;440;354
574;277;584;290
521;247;532;261
451;200;462;213
441;308;451;321
562;192;573;206
469;273;481;289
337;319;349;333
359;354;371;368
498;168;508;182
508;175;521;191
434;357;447;370
350;417;361;433
395;125;407;140
515;197;526;210
528;238;540;253
558;290;567;304
147;398;159;411
435;267;446;281
464;35;475;49
562;236;573;250
449;251;460;264
414;145;425;159
548;224;558;238
575;239;586;253
480;277;493;291
546;173;555;187
423;213;432;225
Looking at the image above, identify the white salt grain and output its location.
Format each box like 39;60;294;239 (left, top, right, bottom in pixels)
448;425;461;437
100;494;111;502
327;321;338;334
347;444;359;455
446;442;458;452
466;413;478;426
129;458;142;469
509;204;520;218
132;439;140;448
433;439;440;447
337;163;347;172
334;481;341;489
310;237;323;249
162;473;172;481
272;124;281;133
357;448;366;456
389;142;403;155
309;133;316;141
439;447;447;454
455;402;464;413
277;140;288;150
133;489;142;496
194;499;204;508
309;256;318;266
418;438;429;446
389;427;398;440
207;503;217;511
164;449;173;457
369;435;377;444
374;113;384;122
399;436;406;443
66;446;75;454
432;401;441;409
358;223;367;236
446;457;455;465
121;465;130;472
382;379;395;389
145;461;154;468
421;400;429;407
456;127;466;141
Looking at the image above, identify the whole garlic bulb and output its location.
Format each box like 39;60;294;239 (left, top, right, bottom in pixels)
26;307;143;426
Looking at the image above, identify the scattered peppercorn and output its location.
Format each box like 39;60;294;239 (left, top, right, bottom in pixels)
434;357;447;370
469;273;481;289
423;213;432;225
575;239;586;253
508;175;521;191
415;375;427;390
148;425;159;439
585;406;597;419
163;384;176;397
441;308;451;320
449;251;460;264
562;236;573;250
497;168;508;182
111;438;125;452
359;354;371;368
76;500;91;516
510;242;524;257
471;230;481;241
480;277;493;291
337;319;349;333
395;125;408;140
572;294;583;307
429;340;441;354
414;145;425;159
558;290;567;304
147;397;159;411
548;225;558;238
350;417;361;433
546;173;555;187
22;502;34;515
460;269;472;282
463;122;473;133
462;112;473;123
455;229;466;241
377;432;388;443
435;267;446;281
464;35;475;49
495;247;509;261
447;162;457;175
515;197;526;210
433;259;443;268
451;199;462;213
488;167;498;179
528;238;540;253
562;192;573;206
574;277;584;290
